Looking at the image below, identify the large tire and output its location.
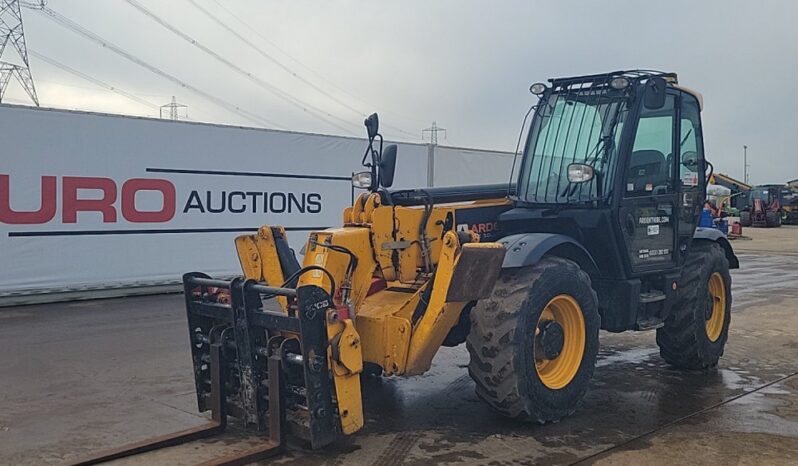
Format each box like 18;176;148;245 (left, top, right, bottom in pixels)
467;257;600;423
766;211;782;228
657;242;732;369
739;211;752;227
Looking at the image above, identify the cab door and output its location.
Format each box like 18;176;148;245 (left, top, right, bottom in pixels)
618;92;679;273
675;93;706;264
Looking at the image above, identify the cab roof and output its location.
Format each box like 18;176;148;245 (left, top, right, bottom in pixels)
547;70;703;110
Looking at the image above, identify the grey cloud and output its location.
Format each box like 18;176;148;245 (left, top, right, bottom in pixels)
4;0;796;184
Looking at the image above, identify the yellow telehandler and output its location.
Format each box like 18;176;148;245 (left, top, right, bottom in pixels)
75;70;738;465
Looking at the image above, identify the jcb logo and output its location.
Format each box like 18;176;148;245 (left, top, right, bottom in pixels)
0;175;176;225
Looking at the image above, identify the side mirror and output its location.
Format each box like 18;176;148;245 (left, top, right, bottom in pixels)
681;150;698;168
364;113;379;140
379;144;398;188
567;163;595;183
643;77;667;109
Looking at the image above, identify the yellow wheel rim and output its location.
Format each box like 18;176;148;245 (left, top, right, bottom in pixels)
705;272;726;342
534;295;585;390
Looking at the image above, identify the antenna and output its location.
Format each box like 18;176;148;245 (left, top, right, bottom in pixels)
0;0;40;105
160;95;187;120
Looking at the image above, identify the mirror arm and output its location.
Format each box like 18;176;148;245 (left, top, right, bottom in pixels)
371;133;383;191
705;160;714;185
370;149;378;191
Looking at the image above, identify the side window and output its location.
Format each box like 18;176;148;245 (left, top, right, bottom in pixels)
678;94;705;236
625;95;675;196
679;95;703;191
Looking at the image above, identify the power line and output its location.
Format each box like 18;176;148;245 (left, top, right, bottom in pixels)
124;0;361;136
185;0;418;140
29;49;160;110
207;0;427;130
34;6;284;129
186;0;361;117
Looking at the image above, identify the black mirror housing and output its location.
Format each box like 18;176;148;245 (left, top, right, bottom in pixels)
379;144;398;188
364;113;379;140
643;77;667;109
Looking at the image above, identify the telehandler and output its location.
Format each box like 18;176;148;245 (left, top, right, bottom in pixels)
76;71;737;465
739;184;797;227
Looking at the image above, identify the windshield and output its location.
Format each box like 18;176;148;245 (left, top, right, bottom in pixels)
518;90;628;204
751;188;770;201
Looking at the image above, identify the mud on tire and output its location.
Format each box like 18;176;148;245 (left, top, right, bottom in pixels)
466;257;600;423
656;242;732;369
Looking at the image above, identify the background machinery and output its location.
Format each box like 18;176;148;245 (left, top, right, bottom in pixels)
779;186;798;225
740;184;785;227
74;71;737;465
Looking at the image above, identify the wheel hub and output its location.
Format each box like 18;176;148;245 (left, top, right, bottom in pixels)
537;320;565;360
705;272;727;342
704;294;714;320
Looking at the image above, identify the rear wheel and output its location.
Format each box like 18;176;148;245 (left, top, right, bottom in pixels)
739;211;751;227
657;242;732;369
467;257;600;423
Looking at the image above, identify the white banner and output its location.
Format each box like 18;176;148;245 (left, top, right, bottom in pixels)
0;105;512;297
434;145;515;187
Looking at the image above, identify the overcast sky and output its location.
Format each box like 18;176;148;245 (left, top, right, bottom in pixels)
3;0;796;184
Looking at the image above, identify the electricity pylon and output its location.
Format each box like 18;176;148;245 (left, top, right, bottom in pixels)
0;0;39;105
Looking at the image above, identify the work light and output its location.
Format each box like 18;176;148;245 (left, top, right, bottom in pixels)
567;163;595;183
352;171;373;189
610;76;630;90
529;83;547;95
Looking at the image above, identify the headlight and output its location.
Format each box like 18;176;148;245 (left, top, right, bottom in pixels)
567;163;595;183
610;76;630;90
352;171;373;189
529;82;547;95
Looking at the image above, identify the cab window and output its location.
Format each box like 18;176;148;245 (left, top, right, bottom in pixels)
625;95;675;196
677;93;705;236
679;95;703;191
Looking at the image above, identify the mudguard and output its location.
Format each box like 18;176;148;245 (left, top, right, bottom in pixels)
693;227;740;269
499;233;598;275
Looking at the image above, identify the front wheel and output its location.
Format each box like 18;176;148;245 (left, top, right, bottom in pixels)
467;257;600;423
657;242;732;369
766;211;782;227
739;211;751;227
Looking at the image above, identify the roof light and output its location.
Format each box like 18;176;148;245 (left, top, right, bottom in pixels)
610;76;630;90
529;83;547;95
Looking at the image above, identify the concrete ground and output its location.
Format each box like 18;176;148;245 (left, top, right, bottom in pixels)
1;227;797;465
730;223;798;255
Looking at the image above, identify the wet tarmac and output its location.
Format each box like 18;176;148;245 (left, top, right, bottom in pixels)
1;251;797;465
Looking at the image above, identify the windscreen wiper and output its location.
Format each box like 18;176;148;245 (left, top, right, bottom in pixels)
680;128;692;148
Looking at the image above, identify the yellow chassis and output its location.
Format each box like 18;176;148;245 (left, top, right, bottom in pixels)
234;192;509;435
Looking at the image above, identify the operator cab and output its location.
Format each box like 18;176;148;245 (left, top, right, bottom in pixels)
503;70;713;331
750;186;780;205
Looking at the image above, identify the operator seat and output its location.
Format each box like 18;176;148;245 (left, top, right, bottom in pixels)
628;149;668;194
